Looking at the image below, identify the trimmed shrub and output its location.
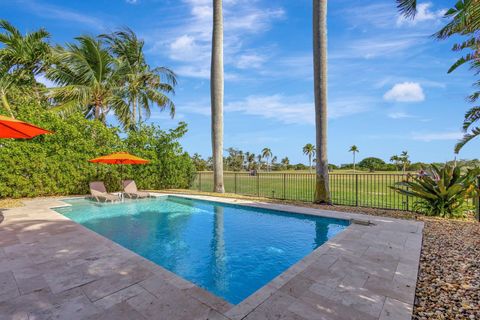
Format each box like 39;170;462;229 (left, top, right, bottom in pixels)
0;99;195;198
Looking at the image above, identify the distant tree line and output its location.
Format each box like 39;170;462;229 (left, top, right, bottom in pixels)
192;147;480;173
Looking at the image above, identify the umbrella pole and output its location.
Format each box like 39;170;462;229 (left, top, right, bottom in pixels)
120;164;123;201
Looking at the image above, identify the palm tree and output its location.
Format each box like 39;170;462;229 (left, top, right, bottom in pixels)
0;20;51;84
390;155;401;171
101;28;177;129
349;145;359;172
256;154;262;170
303;143;315;172
46;36;130;124
400;150;410;172
271;156;278;169
261;148;272;171
211;0;224;193
0;20;51;113
246;152;255;170
313;0;331;204
281;157;290;169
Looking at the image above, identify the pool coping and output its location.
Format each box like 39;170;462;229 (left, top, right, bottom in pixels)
0;194;423;320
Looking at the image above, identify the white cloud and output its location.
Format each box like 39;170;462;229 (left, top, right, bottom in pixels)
126;0;138;4
147;0;284;79
411;131;462;142
387;112;414;119
397;3;446;26
221;94;369;124
169;35;207;62
384;82;425;102
225;95;313;124
236;54;266;69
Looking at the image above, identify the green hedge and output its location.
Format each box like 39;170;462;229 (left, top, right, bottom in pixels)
0;99;195;198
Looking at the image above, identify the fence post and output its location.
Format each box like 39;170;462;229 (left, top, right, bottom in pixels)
283;173;286;200
199;173;202;191
355;174;358;207
234;173;237;194
406;175;410;211
257;173;260;196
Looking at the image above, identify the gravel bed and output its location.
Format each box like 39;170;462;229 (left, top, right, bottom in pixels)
164;190;480;320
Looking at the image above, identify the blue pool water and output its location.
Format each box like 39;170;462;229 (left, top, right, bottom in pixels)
55;196;349;304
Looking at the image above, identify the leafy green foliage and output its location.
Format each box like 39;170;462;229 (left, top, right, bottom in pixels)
391;164;479;218
358;157;385;171
0;97;195;198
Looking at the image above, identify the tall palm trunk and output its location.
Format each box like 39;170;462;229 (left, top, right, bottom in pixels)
313;0;331;204
132;98;137;125
211;0;225;193
95;102;101;120
353;152;356;172
1;92;14;117
309;155;312;173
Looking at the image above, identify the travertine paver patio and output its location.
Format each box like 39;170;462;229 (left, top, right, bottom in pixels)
0;195;423;320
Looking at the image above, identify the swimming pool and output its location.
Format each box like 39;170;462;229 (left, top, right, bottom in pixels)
55;196;349;304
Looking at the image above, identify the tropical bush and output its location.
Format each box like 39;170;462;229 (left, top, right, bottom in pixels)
391;164;479;218
0;97;195;198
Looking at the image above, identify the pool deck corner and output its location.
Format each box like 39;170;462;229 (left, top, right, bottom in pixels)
0;195;423;320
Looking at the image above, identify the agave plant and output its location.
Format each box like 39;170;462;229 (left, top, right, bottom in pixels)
391;164;479;218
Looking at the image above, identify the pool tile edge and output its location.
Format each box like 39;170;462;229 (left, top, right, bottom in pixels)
1;195;423;320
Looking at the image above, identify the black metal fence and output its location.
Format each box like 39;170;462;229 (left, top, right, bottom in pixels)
191;172;415;210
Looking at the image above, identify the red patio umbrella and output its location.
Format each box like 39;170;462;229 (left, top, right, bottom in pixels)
88;152;149;191
0;115;52;139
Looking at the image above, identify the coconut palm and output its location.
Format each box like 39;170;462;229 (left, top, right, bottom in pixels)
46;35;130;124
256;154;263;170
390;155;401;171
281;157;290;169
101;28;177;129
211;0;225;193
0;20;51;113
0;20;51;84
349;145;359;172
246;152;256;170
261;148;272;171
271;156;278;167
400;150;410;172
313;0;331;204
303;143;316;172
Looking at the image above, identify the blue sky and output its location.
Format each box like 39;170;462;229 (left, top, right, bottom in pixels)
2;0;478;165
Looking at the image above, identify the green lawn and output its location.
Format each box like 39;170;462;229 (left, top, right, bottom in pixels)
192;171;415;210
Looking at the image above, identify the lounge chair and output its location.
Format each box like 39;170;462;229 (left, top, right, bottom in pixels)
122;180;150;199
89;181;119;202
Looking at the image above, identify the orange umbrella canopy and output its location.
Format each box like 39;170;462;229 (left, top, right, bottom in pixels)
0;115;52;139
89;152;149;165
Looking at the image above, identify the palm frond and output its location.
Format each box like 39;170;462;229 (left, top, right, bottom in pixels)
455;126;480;153
461;106;480;131
396;0;417;18
435;0;478;39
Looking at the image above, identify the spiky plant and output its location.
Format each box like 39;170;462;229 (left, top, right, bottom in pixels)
391;164;479;218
